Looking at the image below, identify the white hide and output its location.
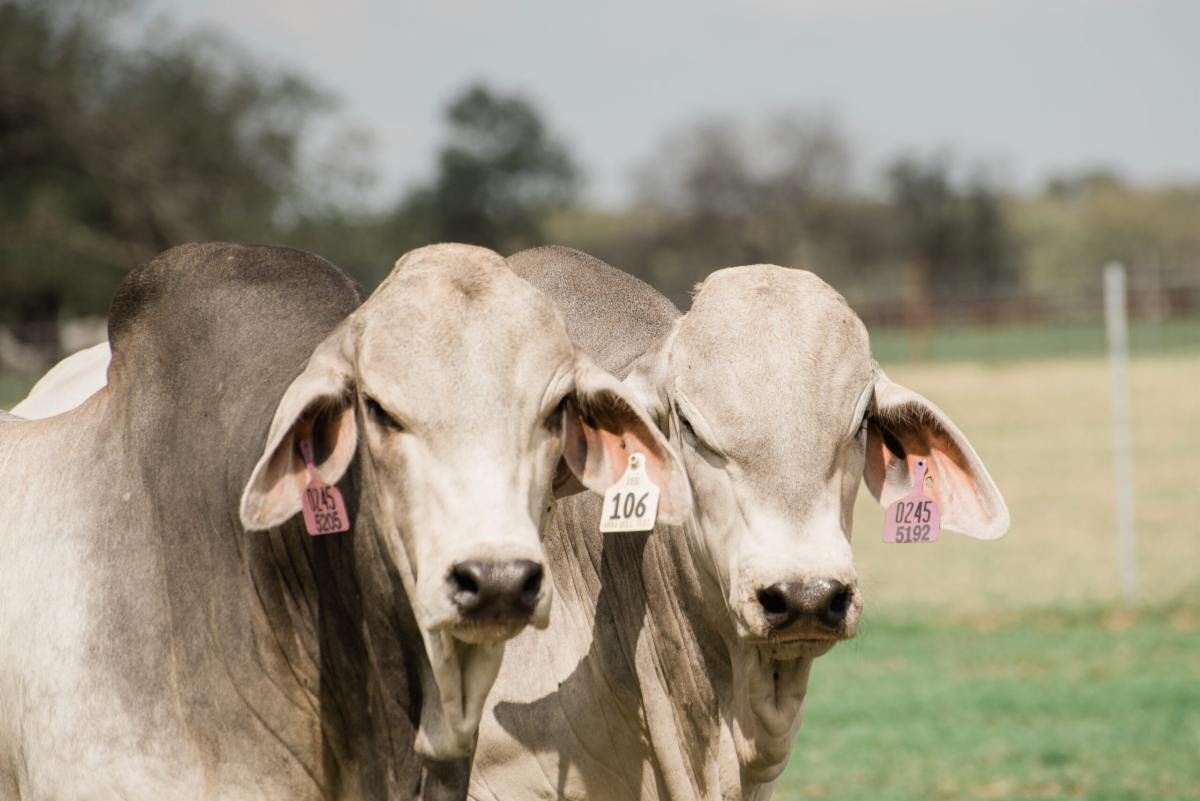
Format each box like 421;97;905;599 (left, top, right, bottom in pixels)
10;341;110;418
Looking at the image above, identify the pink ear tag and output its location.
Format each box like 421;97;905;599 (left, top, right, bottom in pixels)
882;459;941;544
298;437;351;536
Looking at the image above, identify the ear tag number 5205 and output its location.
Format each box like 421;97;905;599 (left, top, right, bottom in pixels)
600;452;660;534
882;458;941;544
298;437;351;536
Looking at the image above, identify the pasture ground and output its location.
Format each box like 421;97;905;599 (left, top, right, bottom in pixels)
778;606;1200;801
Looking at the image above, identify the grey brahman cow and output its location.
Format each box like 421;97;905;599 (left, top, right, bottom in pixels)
0;242;688;800
467;247;1009;801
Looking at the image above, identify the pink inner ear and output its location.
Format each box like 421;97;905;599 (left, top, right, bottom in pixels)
594;425;663;487
245;429;310;526
567;409;633;489
244;403;358;530
868;419;983;522
320;405;358;484
901;428;980;517
562;387;690;524
565;400;672;492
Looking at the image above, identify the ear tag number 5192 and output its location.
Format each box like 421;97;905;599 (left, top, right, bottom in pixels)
600;452;660;534
882;458;941;544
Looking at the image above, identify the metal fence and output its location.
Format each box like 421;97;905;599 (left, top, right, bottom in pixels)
845;265;1200;363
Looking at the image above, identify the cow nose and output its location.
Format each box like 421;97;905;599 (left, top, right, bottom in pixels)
756;579;854;631
449;559;544;621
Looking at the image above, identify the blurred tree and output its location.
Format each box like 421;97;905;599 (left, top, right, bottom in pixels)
610;111;867;306
885;155;1019;302
1017;173;1200;302
0;0;338;353
1044;167;1125;199
392;83;580;253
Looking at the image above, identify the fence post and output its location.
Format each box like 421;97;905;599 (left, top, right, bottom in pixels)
1103;262;1138;605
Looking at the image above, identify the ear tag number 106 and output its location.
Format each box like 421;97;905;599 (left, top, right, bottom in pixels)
882;458;941;544
600;452;660;534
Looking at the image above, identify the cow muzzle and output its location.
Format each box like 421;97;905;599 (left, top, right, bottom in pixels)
443;558;547;643
750;577;861;644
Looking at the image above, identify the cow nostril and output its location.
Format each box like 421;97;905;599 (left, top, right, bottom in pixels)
450;564;480;597
519;565;543;609
829;587;851;616
757;584;800;629
757;587;787;617
830;587;849;613
819;582;854;627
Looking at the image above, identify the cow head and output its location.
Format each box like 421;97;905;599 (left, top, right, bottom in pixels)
239;244;689;758
625;265;1007;774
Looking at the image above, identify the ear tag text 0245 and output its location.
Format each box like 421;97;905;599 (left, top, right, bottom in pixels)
600;452;660;534
882;458;941;544
298;437;350;536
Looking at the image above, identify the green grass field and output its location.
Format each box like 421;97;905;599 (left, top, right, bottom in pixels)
868;318;1200;364
778;607;1200;800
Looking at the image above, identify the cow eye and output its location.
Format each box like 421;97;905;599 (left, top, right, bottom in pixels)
365;396;404;432
857;413;871;438
676;406;702;447
545;395;569;432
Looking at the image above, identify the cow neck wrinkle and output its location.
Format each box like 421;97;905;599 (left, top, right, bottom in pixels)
122;367;425;797
642;513;811;791
84;242;436;797
140;433;427;796
543;493;786;801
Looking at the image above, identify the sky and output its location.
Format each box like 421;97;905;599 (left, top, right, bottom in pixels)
145;0;1198;207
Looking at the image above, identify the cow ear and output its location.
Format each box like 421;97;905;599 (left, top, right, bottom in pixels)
240;327;359;531
620;327;676;431
556;355;691;525
863;370;1009;540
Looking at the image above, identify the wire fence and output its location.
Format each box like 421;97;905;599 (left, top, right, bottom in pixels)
1;265;1197;407
846;266;1200;364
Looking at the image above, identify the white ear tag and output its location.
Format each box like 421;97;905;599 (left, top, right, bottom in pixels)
599;452;660;533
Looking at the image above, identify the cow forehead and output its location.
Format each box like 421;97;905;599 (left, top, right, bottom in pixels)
671;265;873;457
354;245;573;420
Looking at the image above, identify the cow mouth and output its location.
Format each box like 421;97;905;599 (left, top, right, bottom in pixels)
737;619;855;660
445;618;527;645
759;637;839;661
735;616;856;654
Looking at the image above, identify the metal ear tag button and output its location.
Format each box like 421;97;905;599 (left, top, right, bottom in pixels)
882;458;941;544
600;452;660;533
298;437;351;536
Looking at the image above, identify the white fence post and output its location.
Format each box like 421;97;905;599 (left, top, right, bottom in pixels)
1103;262;1138;605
